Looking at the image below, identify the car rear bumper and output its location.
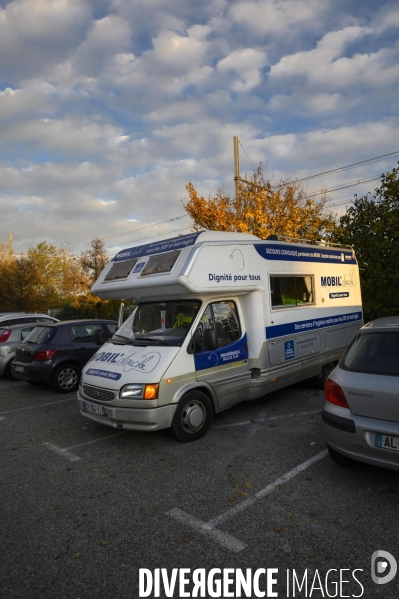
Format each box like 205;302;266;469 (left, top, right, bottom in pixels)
77;392;176;431
0;354;12;375
11;360;54;382
322;402;399;471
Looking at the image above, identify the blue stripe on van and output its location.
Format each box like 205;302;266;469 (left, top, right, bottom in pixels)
112;232;201;262
254;243;357;264
266;311;363;339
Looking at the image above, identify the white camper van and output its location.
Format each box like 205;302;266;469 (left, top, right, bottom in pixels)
77;231;363;441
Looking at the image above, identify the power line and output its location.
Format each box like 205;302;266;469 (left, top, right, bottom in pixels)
290;149;399;184
238;140;257;171
303;176;381;202
105;224;194;250
68;214;191;251
68;149;397;252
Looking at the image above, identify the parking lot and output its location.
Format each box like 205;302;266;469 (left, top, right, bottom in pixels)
1;376;399;599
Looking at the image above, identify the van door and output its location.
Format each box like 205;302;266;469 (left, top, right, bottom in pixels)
193;300;251;410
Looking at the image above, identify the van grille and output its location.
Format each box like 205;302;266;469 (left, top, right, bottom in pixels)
82;385;115;402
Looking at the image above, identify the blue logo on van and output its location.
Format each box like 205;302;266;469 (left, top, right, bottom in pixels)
284;341;295;360
194;335;248;371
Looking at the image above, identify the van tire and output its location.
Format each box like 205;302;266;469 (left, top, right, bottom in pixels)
317;362;336;389
171;391;213;442
4;361;18;381
327;445;354;467
51;363;80;393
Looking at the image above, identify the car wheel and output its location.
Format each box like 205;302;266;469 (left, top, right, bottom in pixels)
4;361;18;381
171;391;213;442
327;445;354;466
51;363;80;393
317;362;336;389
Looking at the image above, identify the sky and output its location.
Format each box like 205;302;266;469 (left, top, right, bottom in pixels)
1;0;398;256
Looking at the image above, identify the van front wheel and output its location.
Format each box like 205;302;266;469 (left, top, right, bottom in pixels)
171;391;212;442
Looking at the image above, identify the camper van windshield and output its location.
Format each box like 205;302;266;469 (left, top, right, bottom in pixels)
112;300;201;346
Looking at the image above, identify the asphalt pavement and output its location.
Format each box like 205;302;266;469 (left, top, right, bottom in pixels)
1;376;399;598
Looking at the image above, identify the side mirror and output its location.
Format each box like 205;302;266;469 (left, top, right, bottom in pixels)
94;328;105;345
203;328;218;351
187;338;203;354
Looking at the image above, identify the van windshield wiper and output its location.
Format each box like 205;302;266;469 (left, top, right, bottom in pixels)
134;337;170;346
111;333;133;344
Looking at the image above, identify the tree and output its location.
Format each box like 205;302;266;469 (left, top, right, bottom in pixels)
27;241;80;307
339;163;399;320
183;164;337;240
0;253;41;311
71;237;121;318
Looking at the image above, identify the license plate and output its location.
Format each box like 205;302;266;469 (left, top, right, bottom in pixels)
14;365;24;372
83;401;106;416
375;433;399;451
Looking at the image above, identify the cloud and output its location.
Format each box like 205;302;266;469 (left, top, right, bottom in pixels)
0;0;398;254
217;48;267;92
0;0;91;80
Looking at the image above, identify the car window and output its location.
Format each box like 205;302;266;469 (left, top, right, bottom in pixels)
103;323;117;335
21;327;35;340
24;327;56;344
71;323;104;343
342;332;399;376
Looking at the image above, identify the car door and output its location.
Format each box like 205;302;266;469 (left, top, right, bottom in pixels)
194;300;251;410
70;323;105;365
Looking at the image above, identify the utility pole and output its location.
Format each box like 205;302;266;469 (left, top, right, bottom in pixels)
9;233;13;255
233;136;240;200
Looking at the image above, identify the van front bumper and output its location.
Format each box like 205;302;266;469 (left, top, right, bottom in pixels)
77;392;177;432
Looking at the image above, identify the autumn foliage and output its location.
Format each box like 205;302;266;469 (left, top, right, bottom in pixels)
183;164;336;240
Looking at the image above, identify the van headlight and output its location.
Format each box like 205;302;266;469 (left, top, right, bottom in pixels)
119;384;159;400
119;384;144;399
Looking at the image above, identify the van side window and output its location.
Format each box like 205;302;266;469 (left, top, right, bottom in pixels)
140;250;181;276
104;258;138;282
270;275;314;308
196;301;241;348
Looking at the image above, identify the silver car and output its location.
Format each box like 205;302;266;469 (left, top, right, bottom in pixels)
0;323;39;380
322;316;399;470
0;313;58;327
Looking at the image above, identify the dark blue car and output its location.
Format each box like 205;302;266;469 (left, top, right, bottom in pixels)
11;319;117;393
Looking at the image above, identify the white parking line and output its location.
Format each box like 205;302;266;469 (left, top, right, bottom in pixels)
167;450;327;553
213;409;321;429
167;508;247;553
43;442;82;462
43;431;127;461
0;396;75;415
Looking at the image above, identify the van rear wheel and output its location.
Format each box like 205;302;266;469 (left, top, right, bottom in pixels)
317;362;336;389
171;391;212;442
